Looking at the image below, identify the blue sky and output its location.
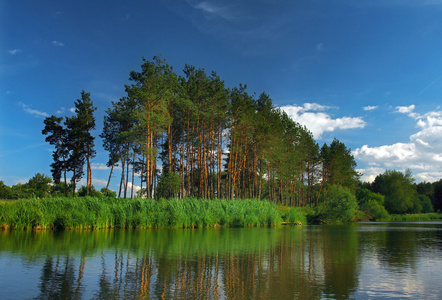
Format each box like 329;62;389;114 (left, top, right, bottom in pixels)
2;0;442;192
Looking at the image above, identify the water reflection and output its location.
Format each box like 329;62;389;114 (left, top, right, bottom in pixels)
1;223;442;299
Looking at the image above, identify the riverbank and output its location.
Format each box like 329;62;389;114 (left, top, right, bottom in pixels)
0;197;306;230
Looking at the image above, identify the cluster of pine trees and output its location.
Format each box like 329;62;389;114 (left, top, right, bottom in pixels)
42;56;359;205
42;91;97;196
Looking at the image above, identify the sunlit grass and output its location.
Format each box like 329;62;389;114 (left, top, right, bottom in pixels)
0;197;305;230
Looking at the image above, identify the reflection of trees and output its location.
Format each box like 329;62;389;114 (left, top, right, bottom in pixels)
321;226;359;300
35;255;84;299
361;224;440;272
23;227;362;299
357;224;422;273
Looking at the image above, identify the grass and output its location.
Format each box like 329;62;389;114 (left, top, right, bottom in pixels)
380;213;442;222
0;197;306;231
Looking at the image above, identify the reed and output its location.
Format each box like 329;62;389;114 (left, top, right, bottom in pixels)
0;197;290;230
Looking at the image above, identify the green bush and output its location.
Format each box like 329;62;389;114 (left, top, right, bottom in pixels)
317;185;358;223
419;195;434;213
356;189;389;221
279;206;306;224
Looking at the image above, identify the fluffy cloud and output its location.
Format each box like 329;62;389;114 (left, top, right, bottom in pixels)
279;103;366;139
354;105;442;182
356;166;386;183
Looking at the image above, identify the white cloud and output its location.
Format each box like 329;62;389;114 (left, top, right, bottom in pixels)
18;102;49;118
354;105;442;182
357;167;386;183
76;178;109;190
363;105;378;111
9;49;22;55
280;103;366;139
353;143;416;165
396;105;418;118
52;40;65;47
91;163;110;171
125;182;142;194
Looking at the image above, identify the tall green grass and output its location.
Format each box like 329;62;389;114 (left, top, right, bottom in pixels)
380;213;442;222
0;197;297;230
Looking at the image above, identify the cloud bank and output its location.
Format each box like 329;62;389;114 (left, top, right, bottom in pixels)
354;105;442;182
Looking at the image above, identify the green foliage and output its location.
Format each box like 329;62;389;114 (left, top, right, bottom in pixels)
356;188;384;206
27;173;52;198
360;200;390;221
156;172;181;199
356;189;389;221
418;195;433;213
0;181;12;199
321;139;360;191
316;185;358;223
372;169;419;214
278;206;307;224
10;183;32;199
382;213;442;222
77;185;103;197
100;188;116;198
432;179;442;212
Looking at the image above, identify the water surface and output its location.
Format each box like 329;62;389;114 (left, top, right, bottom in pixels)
1;222;441;299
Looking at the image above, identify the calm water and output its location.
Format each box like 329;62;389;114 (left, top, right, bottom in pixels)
1;222;441;299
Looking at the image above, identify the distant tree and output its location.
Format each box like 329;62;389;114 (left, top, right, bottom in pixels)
100;97;137;197
156;172;181;199
0;180;12;199
319;139;359;199
417;194;433;213
371;169;419;214
317;185;358;223
42;115;69;194
65;91;97;196
416;181;434;199
432;179;442;212
27;173;52;198
10;183;32;199
356;189;389;221
100;187;116;198
77;185;103;197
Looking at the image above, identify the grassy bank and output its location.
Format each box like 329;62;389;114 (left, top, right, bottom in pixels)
0;197;306;230
380;213;442;222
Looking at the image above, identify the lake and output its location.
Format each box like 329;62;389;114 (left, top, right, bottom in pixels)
1;222;441;299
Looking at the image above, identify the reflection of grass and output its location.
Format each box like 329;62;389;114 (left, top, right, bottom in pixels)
0;197;304;230
380;213;442;222
0;227;285;258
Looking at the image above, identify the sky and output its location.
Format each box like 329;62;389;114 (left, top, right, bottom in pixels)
2;0;442;192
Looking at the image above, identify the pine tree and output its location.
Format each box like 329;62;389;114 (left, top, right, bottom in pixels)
42;115;69;194
64;90;97;196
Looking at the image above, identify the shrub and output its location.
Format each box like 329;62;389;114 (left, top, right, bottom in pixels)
356;189;389;221
317;185;358;223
